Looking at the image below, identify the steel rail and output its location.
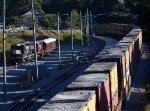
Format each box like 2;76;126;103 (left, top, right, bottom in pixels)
8;44;101;111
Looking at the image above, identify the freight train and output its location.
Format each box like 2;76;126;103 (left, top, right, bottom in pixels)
37;24;142;111
10;38;56;64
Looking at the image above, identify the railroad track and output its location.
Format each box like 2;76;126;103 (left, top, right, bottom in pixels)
7;47;100;111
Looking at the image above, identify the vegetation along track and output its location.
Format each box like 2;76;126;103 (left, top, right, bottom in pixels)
7;47;100;111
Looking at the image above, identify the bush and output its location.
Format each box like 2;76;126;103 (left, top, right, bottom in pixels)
145;103;150;111
146;83;150;97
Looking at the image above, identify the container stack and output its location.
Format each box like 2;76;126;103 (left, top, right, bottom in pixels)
66;73;110;111
37;91;96;111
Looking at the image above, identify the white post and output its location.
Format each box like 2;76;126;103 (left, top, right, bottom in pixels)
32;0;38;81
57;12;61;67
3;0;7;102
16;63;18;69
80;11;84;55
71;11;74;62
90;11;93;35
86;8;90;48
90;11;93;46
80;11;83;47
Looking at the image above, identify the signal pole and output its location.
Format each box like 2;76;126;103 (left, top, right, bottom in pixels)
3;0;7;102
71;11;74;62
57;12;61;67
32;0;38;81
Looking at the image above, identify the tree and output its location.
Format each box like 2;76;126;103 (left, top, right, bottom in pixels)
6;16;21;28
63;9;80;29
39;14;62;29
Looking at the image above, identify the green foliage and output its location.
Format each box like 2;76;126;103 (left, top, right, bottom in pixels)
0;30;83;53
39;9;81;30
6;16;21;27
95;12;138;24
127;0;150;40
0;34;23;52
5;0;125;28
6;0;123;15
6;0;30;16
4;0;150;41
63;9;80;29
146;83;150;95
145;103;150;111
125;0;150;14
40;14;60;29
113;2;125;11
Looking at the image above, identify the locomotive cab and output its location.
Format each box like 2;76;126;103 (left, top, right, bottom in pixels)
10;44;24;64
10;42;34;64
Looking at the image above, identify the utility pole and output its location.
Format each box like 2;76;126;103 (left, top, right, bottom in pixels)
32;0;38;81
3;0;7;102
90;11;93;35
71;11;74;62
57;12;61;67
80;11;83;48
90;11;93;46
80;11;84;55
86;8;90;49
